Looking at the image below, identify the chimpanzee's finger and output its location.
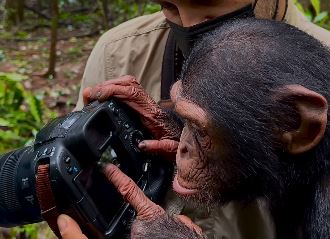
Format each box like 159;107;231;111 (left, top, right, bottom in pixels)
88;84;142;102
139;139;178;155
83;87;93;105
103;164;165;220
176;215;203;235
82;76;141;104
99;75;139;87
57;214;88;239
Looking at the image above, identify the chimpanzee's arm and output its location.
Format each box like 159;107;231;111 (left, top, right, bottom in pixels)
104;164;207;239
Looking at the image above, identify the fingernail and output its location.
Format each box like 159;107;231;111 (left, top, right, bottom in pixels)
57;215;68;233
139;142;146;150
96;91;102;99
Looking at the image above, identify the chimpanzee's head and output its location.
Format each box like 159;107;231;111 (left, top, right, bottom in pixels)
170;18;330;206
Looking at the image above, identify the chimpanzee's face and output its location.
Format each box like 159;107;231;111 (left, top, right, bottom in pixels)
170;77;329;206
170;81;234;205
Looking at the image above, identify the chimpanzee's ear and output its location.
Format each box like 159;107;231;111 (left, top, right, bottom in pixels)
275;85;328;155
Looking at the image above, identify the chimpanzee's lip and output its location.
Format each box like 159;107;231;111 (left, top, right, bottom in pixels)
173;174;198;195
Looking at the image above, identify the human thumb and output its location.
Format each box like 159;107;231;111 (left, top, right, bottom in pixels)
57;214;88;239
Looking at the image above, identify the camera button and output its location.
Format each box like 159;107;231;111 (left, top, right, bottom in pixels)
64;157;71;164
45;148;52;155
67;166;79;175
21;177;30;190
110;107;119;115
67;166;74;174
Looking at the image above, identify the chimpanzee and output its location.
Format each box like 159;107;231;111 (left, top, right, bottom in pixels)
82;18;330;239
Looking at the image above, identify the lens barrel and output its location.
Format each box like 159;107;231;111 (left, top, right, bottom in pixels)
0;148;42;226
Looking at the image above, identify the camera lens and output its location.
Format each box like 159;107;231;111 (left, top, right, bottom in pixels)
0;148;42;226
0;150;27;212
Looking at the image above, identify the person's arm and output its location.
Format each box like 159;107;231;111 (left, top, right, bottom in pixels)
74;35;108;111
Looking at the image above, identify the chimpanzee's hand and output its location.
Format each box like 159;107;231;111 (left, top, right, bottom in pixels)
104;164;206;239
57;164;206;239
83;76;181;159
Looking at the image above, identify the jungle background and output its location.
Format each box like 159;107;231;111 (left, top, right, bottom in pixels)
0;0;329;238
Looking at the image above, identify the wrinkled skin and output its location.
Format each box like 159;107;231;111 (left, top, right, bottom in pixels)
57;76;208;238
104;164;205;239
170;81;226;204
83;76;225;204
83;75;181;157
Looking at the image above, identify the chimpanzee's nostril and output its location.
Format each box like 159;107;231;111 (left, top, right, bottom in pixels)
179;145;188;155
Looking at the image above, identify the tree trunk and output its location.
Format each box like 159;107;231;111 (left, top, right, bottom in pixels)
17;0;25;22
36;0;43;10
44;0;59;78
4;0;18;30
98;0;110;29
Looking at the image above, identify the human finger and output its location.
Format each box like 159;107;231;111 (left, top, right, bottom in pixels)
103;164;165;220
57;214;88;239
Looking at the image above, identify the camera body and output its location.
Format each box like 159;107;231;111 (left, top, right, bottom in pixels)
0;100;173;238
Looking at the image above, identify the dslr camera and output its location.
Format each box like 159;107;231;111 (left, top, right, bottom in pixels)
0;100;173;238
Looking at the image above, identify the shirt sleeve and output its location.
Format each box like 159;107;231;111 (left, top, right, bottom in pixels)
74;36;107;111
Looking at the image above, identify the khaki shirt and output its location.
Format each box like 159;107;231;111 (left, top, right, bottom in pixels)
75;1;330;238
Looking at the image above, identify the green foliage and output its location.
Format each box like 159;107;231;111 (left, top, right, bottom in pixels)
0;71;55;238
110;0;161;26
0;72;54;152
295;0;329;29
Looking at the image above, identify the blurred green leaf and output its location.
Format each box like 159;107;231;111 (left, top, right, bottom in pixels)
25;94;42;123
0;72;27;82
314;11;329;23
0;72;53;152
310;0;321;15
0;118;13;127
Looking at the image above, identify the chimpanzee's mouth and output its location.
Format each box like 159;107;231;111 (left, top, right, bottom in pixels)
172;174;198;196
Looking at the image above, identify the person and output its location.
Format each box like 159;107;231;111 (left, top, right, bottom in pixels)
61;0;330;239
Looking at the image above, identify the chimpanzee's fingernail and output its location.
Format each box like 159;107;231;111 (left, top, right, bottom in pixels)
139;142;146;150
96;91;102;99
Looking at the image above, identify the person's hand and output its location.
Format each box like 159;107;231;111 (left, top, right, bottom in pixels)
57;214;87;239
83;76;181;160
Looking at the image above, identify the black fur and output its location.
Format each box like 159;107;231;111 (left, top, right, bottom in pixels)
131;214;206;239
180;18;330;239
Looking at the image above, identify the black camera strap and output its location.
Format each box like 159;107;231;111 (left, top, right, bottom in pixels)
36;164;61;238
